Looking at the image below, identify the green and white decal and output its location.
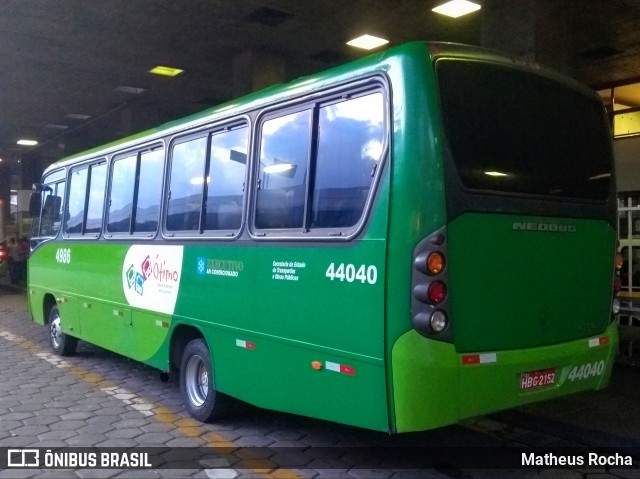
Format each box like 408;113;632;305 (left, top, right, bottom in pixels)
122;245;183;315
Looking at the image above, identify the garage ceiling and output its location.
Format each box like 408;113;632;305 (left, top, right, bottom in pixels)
2;0;640;170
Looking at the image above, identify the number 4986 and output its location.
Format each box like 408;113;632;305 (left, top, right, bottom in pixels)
55;248;71;264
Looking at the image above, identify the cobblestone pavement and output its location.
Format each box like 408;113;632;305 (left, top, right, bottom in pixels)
0;285;638;479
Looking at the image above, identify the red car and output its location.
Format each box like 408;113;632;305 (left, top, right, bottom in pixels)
0;243;8;277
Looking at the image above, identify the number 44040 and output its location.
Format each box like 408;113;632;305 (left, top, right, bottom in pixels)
325;263;377;284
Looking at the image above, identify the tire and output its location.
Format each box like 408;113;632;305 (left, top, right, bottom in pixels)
179;338;231;422
48;305;78;356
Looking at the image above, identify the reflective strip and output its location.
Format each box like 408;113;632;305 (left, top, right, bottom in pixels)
588;336;609;348
325;361;356;376
236;339;256;350
461;352;497;365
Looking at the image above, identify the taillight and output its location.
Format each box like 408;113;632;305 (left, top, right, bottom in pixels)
411;228;451;340
0;248;6;261
615;253;623;271
427;252;445;275
428;281;447;304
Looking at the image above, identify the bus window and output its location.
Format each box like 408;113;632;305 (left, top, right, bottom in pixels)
167;136;207;232
255;90;385;234
313;92;384;228
107;146;164;236
437;60;612;200
38;181;64;238
256;109;311;229
107;154;137;233
205;126;248;231
85;162;107;234
65;167;88;234
135;149;164;232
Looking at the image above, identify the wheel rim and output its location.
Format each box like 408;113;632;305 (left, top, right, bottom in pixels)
50;314;62;349
185;354;209;408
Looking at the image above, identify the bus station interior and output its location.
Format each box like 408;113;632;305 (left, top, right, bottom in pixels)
3;0;640;350
1;0;640;460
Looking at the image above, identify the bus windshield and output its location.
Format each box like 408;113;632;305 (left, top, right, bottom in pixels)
436;59;613;201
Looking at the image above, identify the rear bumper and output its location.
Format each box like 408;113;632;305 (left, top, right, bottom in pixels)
390;322;618;432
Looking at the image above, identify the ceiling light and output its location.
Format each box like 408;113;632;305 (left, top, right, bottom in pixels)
46;123;69;130
149;66;184;77
346;34;389;50
115;85;145;94
65;113;91;120
485;171;507;177
432;0;481;18
17;139;38;146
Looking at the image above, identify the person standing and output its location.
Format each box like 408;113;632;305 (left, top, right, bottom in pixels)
19;237;29;285
7;238;20;285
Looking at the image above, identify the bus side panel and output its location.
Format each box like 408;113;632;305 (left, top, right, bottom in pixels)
28;241;81;339
28;241;174;365
171;179;391;431
381;44;448;430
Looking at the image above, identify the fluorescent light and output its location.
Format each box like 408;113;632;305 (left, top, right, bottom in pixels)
149;66;184;77
65;113;91;120
264;163;294;174
17;139;38;146
432;0;481;18
46;123;69;130
115;85;146;94
485;171;507;177
589;173;611;180
346;34;389;50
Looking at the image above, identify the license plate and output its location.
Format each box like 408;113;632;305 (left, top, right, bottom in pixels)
520;368;556;391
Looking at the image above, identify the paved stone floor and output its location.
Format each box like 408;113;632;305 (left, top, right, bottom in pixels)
0;285;638;479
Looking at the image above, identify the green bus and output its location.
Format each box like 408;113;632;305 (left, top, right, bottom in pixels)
28;42;618;433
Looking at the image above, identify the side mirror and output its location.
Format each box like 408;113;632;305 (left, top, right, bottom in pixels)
29;192;42;217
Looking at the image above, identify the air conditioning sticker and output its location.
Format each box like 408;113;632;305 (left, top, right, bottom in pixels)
122;245;183;315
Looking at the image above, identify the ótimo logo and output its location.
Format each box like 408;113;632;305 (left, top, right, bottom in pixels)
126;254;151;296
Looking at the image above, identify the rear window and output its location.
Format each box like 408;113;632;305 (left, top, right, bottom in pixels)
436;59;612;201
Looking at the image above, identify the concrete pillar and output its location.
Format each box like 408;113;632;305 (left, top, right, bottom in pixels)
118;104;161;138
481;0;573;75
0;162;10;241
232;49;286;97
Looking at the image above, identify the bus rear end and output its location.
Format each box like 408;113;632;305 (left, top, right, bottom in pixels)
391;45;618;432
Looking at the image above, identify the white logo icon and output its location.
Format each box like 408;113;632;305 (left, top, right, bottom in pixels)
7;449;40;467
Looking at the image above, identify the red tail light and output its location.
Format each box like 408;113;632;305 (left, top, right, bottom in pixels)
412;228;451;338
428;281;447;304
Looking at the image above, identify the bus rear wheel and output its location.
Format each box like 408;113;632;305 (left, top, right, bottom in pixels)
179;338;230;422
48;305;78;356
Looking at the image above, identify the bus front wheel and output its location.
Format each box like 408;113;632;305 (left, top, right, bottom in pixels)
48;305;78;356
179;338;230;422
